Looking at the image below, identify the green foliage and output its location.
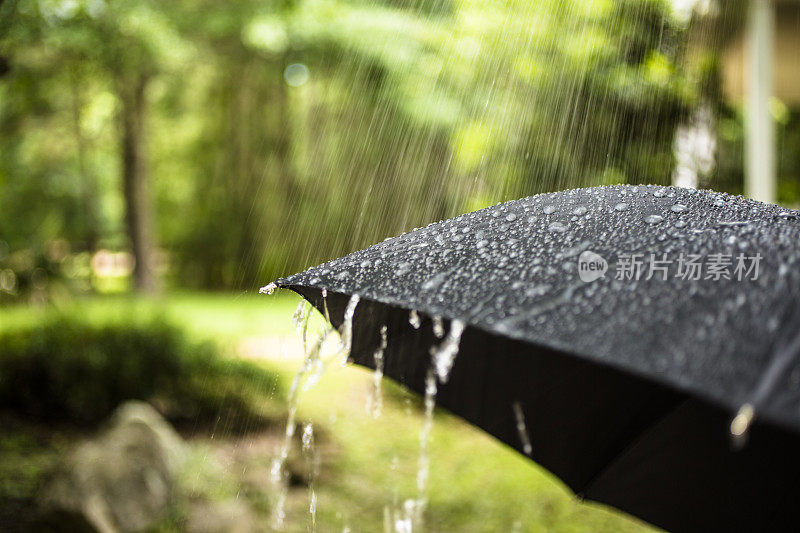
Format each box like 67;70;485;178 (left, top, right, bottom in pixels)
713;104;800;207
0;0;697;292
0;314;283;427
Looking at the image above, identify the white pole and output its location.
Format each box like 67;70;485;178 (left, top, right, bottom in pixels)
744;0;776;203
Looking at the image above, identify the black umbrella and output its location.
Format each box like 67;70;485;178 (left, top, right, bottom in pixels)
269;185;800;533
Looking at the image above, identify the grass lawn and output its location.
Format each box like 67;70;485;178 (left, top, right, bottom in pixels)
0;292;658;532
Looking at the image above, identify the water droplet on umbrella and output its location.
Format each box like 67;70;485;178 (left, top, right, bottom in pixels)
670;204;687;213
548;222;567;233
395;262;412;276
644;215;664;225
614;202;628;212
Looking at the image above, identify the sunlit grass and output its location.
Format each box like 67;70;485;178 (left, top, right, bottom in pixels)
279;361;655;532
0;292;657;532
0;291;300;341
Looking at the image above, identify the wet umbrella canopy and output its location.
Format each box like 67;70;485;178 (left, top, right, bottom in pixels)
272;184;800;532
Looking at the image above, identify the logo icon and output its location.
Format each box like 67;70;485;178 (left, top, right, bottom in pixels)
578;251;607;282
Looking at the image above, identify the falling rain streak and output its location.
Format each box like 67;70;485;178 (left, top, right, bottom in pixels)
512;402;533;456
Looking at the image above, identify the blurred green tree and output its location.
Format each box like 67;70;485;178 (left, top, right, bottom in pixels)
0;0;694;295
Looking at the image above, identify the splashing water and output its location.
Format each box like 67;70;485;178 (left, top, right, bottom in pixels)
293;298;308;327
303;423;320;531
385;498;421;533
430;319;466;383
294;299;312;350
293;299;310;331
270;326;335;528
404;368;439;530
322;288;331;323
270;294;361;529
512;401;533;455
399;317;468;529
367;325;389;418
339;294;361;361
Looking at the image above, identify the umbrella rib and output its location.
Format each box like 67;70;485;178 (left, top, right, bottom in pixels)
576;396;689;497
748;311;800;410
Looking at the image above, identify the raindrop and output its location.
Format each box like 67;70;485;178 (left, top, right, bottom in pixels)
432;316;445;338
730;403;754;448
644;214;664;225
572;206;587;216
512;402;533;455
614;202;628;212
670;204;687;213
548;221;568;233
409;309;421;329
543;205;556;214
284;63;310;87
302;423;314;452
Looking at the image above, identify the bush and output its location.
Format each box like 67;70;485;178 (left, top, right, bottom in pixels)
0;315;283;428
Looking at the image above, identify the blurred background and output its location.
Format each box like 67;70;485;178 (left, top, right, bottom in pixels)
0;0;798;531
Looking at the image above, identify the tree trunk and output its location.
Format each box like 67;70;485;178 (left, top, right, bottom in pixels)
119;73;156;293
70;71;98;251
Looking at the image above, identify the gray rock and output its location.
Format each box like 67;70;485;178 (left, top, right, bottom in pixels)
38;401;187;532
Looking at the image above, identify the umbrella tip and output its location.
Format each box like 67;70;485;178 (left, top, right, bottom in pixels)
259;282;278;295
730;403;755;448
